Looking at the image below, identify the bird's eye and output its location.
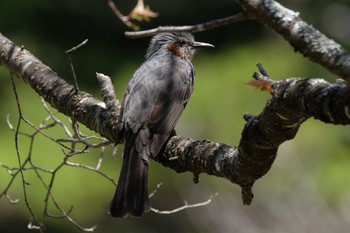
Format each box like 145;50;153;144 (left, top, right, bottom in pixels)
179;40;186;45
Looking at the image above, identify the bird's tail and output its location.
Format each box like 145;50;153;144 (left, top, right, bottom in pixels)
109;138;150;218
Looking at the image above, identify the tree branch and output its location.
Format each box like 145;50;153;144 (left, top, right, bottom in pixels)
0;33;118;142
1;27;350;206
108;0;158;31
151;193;218;214
154;73;350;204
124;0;350;82
235;0;350;82
124;12;247;38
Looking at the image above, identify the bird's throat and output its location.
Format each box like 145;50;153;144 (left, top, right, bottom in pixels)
167;42;188;60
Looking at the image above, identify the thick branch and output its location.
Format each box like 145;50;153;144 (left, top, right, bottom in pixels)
274;78;350;124
155;85;309;203
0;33;118;142
236;0;350;81
125;0;350;81
1;33;349;205
154;76;350;203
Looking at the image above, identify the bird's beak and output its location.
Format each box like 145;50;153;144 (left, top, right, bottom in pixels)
192;41;215;49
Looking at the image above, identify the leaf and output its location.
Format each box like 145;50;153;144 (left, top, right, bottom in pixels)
246;79;274;95
129;0;158;22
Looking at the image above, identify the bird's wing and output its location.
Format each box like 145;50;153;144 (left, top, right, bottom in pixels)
147;61;194;157
123;57;194;156
123;72;158;134
150;58;194;131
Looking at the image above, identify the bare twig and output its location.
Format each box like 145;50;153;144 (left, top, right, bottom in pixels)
2;77;116;231
41;157;98;232
6;115;33;137
5;194;19;204
107;0;134;28
125;12;247;38
96;146;105;170
10;74;44;231
108;0;158;30
39;97;73;138
65;160;116;185
66;39;88;54
151;193;219;214
65;39;88;93
148;183;163;198
71;120;111;148
27;218;42;231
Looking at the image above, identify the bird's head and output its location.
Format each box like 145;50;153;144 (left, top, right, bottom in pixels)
146;32;214;60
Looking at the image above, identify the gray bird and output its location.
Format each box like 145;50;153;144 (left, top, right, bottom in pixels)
109;32;214;218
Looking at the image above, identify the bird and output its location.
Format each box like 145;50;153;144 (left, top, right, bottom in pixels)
109;32;214;218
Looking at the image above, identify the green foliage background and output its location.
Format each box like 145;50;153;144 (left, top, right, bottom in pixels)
1;0;350;232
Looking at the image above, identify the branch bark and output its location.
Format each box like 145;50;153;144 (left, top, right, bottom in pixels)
0;33;118;142
124;12;247;38
125;0;350;82
1;31;349;204
236;0;350;82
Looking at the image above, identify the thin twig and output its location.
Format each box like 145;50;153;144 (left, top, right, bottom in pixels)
39;155;98;232
71;120;111;148
151;193;219;214
27;218;42;231
2;83;112;231
65;39;88;93
20;115;73;150
96;146;105;170
65;161;116;185
42;159;67;220
125;12;247;38
148;183;163;198
10;74;44;231
5;194;20;204
107;0;132;28
6;115;34;137
39;97;74;138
